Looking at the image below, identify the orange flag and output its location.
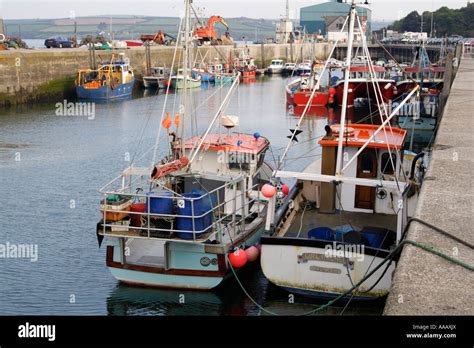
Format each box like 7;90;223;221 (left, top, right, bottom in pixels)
174;113;180;128
162;112;172;129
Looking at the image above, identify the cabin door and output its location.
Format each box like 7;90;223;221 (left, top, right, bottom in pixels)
355;149;377;210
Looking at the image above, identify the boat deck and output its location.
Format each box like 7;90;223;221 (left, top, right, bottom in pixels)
285;208;398;238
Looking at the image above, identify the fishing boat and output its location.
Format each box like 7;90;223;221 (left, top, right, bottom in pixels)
282;62;296;76
286;74;332;107
192;63;227;82
267;59;285;74
171;68;202;89
214;73;237;85
332;65;396;107
294;60;312;76
260;1;427;301
143;66;171;89
394;88;439;132
396;44;446;94
96;0;274;290
76;53;135;100
234;51;257;79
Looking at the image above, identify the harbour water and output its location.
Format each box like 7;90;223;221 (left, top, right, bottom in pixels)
0;76;430;315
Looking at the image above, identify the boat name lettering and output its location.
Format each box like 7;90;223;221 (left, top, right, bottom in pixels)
309;265;341;274
297;253;347;264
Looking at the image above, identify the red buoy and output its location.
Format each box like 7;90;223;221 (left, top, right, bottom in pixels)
229;249;248;268
329;87;337;96
261;184;276;198
281;184;290;196
245;246;259;262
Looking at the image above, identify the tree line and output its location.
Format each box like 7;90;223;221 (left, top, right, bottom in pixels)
388;3;474;37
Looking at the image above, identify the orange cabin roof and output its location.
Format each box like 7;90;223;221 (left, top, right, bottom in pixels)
319;124;407;149
182;133;269;154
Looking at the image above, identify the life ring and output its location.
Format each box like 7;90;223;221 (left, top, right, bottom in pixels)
0;34;5;43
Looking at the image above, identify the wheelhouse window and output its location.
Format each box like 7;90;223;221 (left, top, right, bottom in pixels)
381;152;397;175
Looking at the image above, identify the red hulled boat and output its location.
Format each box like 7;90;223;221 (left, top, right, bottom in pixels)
333;65;397;107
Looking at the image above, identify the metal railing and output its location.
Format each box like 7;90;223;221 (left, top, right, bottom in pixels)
99;170;263;244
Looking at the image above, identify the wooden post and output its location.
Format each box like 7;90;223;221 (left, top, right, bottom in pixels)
260;43;265;68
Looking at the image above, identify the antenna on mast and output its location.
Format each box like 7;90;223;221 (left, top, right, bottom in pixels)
286;0;290;20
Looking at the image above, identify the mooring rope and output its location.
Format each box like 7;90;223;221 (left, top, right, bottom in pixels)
228;229;473;316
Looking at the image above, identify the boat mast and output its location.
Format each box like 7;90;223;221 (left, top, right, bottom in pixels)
181;0;191;154
335;1;357;176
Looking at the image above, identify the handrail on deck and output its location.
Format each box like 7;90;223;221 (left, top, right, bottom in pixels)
99;172;263;242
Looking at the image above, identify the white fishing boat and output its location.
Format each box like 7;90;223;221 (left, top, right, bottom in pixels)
282;62;296;76
143;66;171;89
97;0;274;290
260;1;428;301
267;59;285;74
170;69;202;89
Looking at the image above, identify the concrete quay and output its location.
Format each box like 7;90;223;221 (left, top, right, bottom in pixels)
384;55;474;315
0;43;330;107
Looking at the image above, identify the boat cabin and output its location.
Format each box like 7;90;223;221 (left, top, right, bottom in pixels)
346;65;387;80
98;125;271;243
149;66;169;78
269;59;284;67
77;61;134;88
402;66;445;82
300;124;411;216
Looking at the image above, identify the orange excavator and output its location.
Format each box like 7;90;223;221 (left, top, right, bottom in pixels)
193;16;230;45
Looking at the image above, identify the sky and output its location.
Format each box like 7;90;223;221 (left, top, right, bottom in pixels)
0;0;470;21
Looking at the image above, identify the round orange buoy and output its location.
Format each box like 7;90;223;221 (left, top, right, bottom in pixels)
261;184;276;198
245;246;259;262
281;184;290;196
229;249;247;268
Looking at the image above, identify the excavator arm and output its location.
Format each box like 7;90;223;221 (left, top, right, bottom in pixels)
193;16;229;42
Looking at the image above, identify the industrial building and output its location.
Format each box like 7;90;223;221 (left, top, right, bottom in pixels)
300;0;371;37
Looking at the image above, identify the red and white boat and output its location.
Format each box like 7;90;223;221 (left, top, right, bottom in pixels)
286;75;332;106
233;52;257;79
396;66;445;94
333;65;397;107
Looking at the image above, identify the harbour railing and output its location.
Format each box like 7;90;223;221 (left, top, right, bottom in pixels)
98;167;263;244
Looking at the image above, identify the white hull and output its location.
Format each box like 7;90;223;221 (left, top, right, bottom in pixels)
267;67;284;74
171;75;201;89
260;239;396;299
143;76;167;89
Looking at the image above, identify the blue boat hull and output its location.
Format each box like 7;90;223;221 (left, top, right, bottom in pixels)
192;71;214;82
76;79;135;100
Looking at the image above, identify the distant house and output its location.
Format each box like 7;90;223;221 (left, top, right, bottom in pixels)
325;15;368;42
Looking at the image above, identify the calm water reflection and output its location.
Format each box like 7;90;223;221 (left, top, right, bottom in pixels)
0;75;407;315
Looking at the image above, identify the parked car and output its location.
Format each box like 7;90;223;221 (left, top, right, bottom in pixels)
44;36;74;48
